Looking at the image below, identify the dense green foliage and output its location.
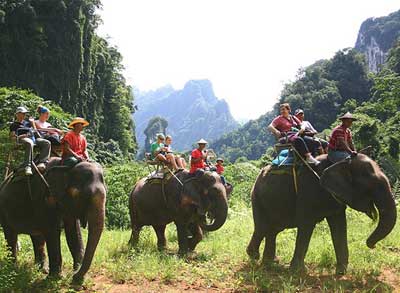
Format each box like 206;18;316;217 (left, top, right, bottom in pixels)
0;0;137;157
0;88;128;181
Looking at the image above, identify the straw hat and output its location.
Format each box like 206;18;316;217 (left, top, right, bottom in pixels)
216;158;224;163
339;112;357;121
197;138;208;144
68;117;89;129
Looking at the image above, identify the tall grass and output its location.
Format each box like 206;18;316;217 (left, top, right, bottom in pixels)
1;162;400;292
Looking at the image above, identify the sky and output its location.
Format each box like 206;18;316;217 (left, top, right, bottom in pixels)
97;0;399;120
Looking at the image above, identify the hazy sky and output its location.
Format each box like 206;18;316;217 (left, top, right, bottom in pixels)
97;1;399;120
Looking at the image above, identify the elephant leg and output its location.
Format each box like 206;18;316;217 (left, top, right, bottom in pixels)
45;228;62;277
326;211;349;275
3;225;17;260
64;217;84;271
246;231;264;260
129;224;142;247
188;224;203;252
290;223;315;272
175;222;189;255
262;233;278;265
31;235;47;272
152;224;167;250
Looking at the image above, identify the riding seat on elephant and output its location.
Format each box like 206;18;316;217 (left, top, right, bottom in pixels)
129;169;229;254
246;153;396;275
0;157;106;283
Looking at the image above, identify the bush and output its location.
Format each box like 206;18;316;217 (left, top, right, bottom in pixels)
104;163;148;229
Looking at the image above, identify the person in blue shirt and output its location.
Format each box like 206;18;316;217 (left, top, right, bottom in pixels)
9;106;50;176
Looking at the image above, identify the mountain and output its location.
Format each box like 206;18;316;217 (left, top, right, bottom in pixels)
134;80;239;151
355;10;400;72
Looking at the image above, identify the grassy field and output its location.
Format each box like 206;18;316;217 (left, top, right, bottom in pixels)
1;163;400;292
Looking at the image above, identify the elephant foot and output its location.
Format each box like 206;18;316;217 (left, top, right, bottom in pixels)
72;273;84;285
47;271;62;280
335;264;348;276
289;262;307;274
246;246;260;260
157;245;167;252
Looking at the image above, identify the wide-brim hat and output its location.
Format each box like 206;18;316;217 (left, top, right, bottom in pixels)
15;106;29;114
339;112;357;121
68;117;89;129
216;158;224;162
197;138;208;144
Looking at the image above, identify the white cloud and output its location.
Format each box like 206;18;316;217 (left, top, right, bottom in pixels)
97;0;399;120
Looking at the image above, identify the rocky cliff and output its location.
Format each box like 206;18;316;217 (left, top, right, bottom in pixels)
355;10;400;72
134;80;239;151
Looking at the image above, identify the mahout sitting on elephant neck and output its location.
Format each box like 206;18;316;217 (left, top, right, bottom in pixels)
0;157;106;284
129;169;228;254
247;153;396;275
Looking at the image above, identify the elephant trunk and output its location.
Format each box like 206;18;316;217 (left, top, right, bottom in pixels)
201;193;228;232
73;192;105;283
366;184;397;249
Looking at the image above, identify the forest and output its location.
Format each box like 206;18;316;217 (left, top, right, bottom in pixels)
0;0;137;159
0;2;400;292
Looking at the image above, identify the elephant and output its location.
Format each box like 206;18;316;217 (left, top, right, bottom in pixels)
129;169;228;254
0;157;106;283
246;154;396;274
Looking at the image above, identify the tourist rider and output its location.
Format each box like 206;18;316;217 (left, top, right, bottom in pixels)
190;139;208;174
62;117;90;167
268;103;320;165
327;112;357;163
151;133;179;171
9;106;51;175
164;135;186;169
268;104;320;163
34;105;63;145
215;158;227;185
294;109;328;155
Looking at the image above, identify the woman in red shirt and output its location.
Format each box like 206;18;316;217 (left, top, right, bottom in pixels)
62;117;89;167
268;103;320;165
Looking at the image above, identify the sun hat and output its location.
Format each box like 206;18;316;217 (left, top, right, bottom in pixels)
294;109;304;116
15;106;29;114
339;112;357;121
197;138;208;144
68;117;89;129
216;158;224;162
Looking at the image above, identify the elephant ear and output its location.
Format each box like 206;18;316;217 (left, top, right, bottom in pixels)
320;160;354;206
45;167;70;198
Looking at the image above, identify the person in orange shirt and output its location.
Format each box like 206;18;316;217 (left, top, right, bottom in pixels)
62;117;89;167
190;139;208;174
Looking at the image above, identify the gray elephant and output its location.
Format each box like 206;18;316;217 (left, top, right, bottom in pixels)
0;158;106;283
246;154;396;274
129;169;228;254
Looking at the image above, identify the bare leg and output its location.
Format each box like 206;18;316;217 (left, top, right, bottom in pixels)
166;154;178;170
180;158;187;168
152;225;167;250
175;157;183;169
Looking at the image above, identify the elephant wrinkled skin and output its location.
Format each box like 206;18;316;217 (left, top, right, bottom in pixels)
246;154;396;274
129;170;228;254
0;158;106;283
